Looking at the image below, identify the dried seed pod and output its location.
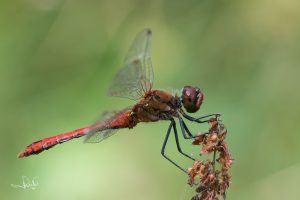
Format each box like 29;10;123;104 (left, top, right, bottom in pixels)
193;133;206;145
209;133;218;143
188;117;232;200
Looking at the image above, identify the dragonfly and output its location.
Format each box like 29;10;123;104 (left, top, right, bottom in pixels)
18;29;219;173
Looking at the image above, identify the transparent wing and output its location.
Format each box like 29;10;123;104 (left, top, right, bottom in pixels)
124;29;153;85
108;28;154;100
84;129;118;143
84;111;119;143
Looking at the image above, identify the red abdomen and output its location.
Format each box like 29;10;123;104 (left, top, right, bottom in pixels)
17;127;88;158
18;108;135;158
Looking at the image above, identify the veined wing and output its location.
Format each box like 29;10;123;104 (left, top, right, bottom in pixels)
108;28;154;100
84;111;119;143
84;129;117;143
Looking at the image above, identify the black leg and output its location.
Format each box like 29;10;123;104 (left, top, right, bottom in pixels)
161;121;187;173
171;119;195;161
179;117;210;139
178;117;195;139
181;111;220;123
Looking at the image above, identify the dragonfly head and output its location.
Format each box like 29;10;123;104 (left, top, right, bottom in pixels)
181;86;204;113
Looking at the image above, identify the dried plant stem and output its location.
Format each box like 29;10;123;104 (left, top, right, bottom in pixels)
212;149;216;172
187;117;233;200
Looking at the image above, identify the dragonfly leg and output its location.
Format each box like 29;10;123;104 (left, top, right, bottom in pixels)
178;117;196;139
161;121;187;173
171;119;195;161
181;112;221;123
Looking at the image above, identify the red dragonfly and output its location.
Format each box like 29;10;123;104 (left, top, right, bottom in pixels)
18;29;219;173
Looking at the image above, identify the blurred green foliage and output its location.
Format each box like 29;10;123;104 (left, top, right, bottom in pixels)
1;0;300;199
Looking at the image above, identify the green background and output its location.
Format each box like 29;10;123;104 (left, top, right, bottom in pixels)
1;0;300;199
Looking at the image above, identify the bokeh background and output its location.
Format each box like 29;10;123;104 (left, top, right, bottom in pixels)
1;0;300;199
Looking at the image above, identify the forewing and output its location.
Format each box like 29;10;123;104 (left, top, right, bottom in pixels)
124;28;153;86
108;29;154;100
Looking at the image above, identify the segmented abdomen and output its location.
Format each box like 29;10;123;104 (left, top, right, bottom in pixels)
17;127;88;158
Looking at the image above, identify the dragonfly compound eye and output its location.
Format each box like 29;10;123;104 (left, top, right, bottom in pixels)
181;86;204;113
